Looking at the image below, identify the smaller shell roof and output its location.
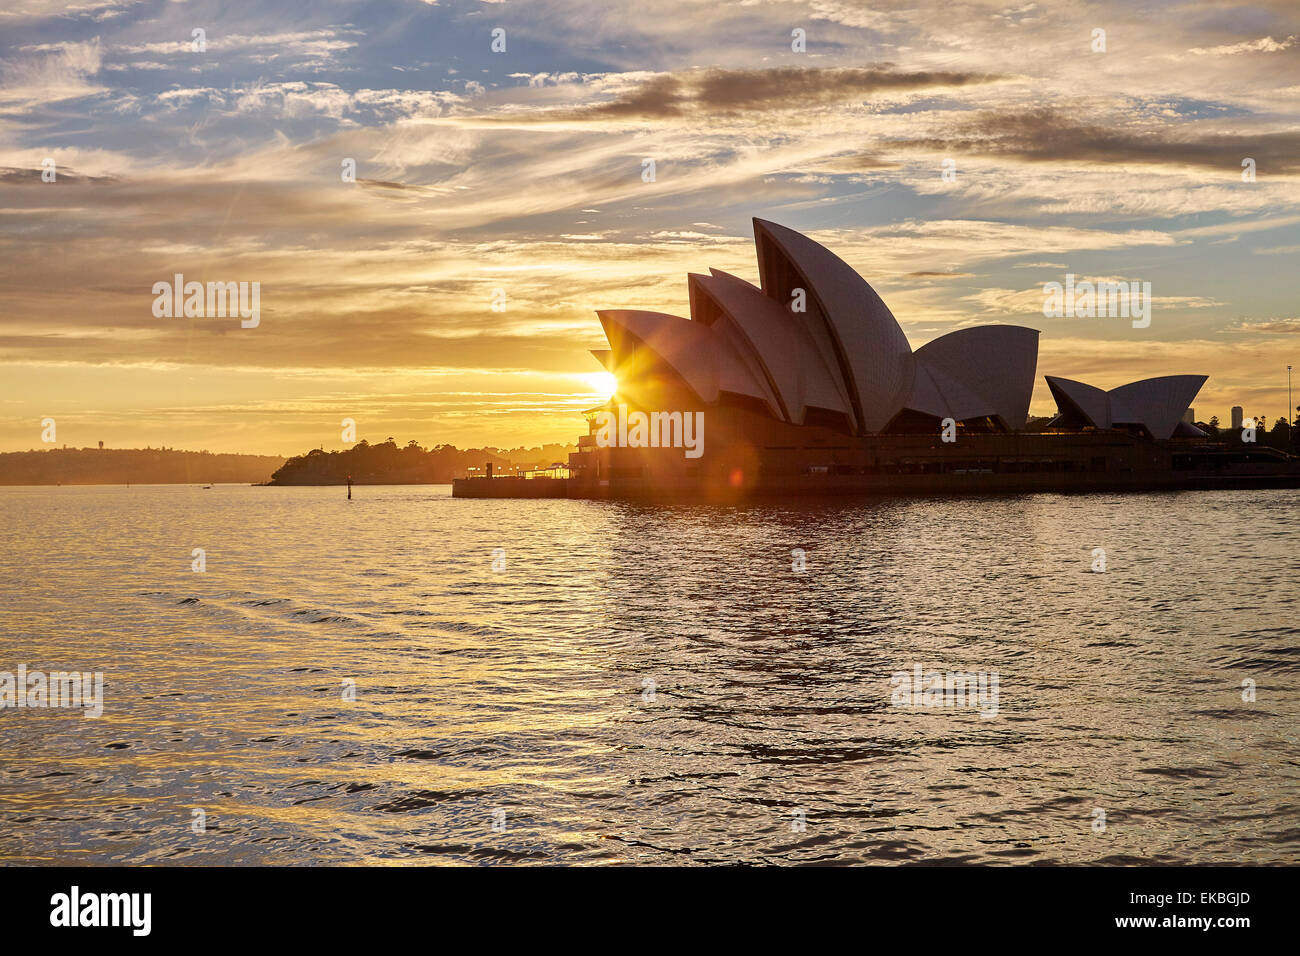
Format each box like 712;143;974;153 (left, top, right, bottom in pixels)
1046;374;1207;439
910;326;1040;428
596;309;781;417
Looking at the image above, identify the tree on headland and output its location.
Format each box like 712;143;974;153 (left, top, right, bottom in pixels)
0;447;286;485
268;440;577;485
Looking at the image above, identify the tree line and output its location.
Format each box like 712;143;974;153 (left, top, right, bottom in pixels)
268;438;575;485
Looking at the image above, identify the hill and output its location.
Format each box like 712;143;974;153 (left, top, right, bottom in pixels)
268;439;575;485
0;447;287;485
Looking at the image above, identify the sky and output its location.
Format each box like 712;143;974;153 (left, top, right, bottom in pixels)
1;0;1297;455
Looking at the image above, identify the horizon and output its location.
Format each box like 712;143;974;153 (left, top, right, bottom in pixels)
3;405;1285;465
2;0;1298;455
0;437;581;459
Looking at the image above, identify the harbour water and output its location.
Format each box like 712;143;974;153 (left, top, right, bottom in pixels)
1;484;1297;864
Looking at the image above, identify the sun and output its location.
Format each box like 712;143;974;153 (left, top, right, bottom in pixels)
586;371;618;400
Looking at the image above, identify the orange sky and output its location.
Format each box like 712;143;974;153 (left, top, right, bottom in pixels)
2;0;1298;454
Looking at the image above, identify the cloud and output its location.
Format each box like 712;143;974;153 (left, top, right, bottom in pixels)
894;108;1300;174
1222;317;1300;333
0;0;135;19
0;165;115;185
690;67;999;112
496;67;1001;122
3;0;1300;451
0;39;104;108
1189;35;1297;56
115;29;360;60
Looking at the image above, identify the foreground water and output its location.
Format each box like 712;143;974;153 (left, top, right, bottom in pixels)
1;484;1297;865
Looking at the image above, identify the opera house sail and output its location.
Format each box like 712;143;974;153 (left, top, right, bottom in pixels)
454;219;1300;499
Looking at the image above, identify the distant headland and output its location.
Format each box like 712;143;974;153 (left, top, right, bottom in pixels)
0;446;286;486
0;440;577;486
268;439;576;485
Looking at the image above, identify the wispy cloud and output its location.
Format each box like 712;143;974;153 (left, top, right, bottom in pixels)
892;108;1300;175
1189;35;1297;56
1;0;1298;452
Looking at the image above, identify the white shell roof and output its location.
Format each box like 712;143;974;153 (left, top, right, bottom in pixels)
1109;375;1208;440
1046;377;1111;428
1046;374;1207;439
753;218;915;432
910;326;1040;428
596;309;781;416
585;219;1103;436
689;270;857;426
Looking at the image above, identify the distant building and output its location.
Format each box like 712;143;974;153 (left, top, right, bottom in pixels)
1182;409;1195;425
98;440;103;449
1232;406;1244;430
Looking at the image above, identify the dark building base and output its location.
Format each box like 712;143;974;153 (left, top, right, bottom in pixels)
453;470;1300;499
454;421;1300;500
453;476;570;498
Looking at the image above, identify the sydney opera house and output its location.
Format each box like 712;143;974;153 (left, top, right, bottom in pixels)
456;219;1300;498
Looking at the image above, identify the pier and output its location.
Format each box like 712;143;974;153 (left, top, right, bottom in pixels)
452;476;569;498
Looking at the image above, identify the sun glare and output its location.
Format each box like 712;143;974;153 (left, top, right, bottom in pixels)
588;371;618;400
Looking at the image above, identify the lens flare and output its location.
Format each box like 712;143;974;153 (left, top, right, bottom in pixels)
587;371;617;400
